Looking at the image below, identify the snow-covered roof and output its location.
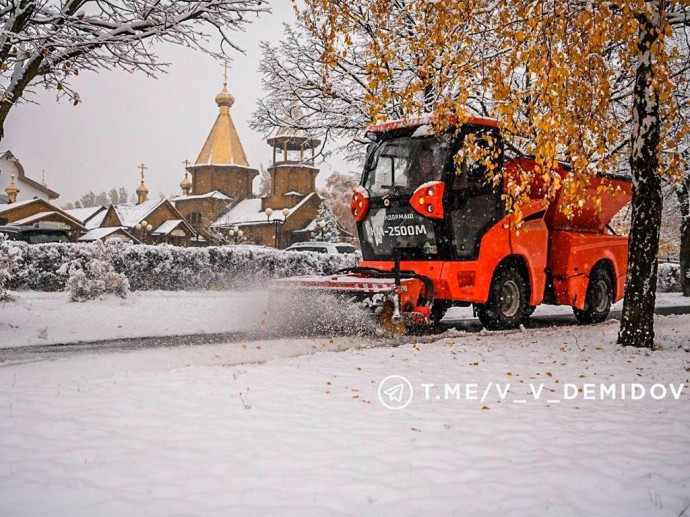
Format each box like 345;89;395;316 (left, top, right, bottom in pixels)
213;198;262;226
212;193;318;228
0;199;86;228
79;227;134;242
284;191;304;197
0;199;37;214
171;190;232;202
152;219;186;236
85;209;107;230
114;200;164;227
11;211;57;225
11;210;86;229
65;206;104;223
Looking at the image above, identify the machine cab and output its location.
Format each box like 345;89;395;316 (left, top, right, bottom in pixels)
355;117;505;263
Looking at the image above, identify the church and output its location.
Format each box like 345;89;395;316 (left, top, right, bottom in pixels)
2;74;334;249
172;77;326;248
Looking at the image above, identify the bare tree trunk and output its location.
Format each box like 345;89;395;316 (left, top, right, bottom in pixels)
677;176;690;296
618;8;663;349
680;217;690;296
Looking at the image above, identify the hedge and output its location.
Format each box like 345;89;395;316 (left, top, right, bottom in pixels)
7;242;360;292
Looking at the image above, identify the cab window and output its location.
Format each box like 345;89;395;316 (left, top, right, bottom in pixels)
448;128;505;259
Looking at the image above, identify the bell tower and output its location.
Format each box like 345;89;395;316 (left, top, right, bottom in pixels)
188;66;258;200
262;104;321;211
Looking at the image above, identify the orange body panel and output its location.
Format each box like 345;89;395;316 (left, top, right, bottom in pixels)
505;157;633;232
437;220;511;303
549;231;628;308
508;215;550;306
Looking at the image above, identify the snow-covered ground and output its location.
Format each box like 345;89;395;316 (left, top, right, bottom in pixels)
0;292;690;517
1;290;689;349
0;290;689;516
0;290;270;349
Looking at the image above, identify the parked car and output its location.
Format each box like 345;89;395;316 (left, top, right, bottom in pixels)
285;241;358;255
0;225;70;244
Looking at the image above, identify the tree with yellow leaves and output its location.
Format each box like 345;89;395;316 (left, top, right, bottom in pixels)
296;0;690;348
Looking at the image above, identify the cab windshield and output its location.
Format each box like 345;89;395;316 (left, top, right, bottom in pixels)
364;136;449;197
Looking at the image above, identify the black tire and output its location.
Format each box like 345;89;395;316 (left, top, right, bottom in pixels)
430;301;451;323
523;305;536;321
573;268;613;324
476;267;528;330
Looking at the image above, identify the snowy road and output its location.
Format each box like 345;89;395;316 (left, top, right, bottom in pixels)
1;292;689;364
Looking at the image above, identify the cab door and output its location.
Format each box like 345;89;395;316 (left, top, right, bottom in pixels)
438;127;511;303
445;127;506;261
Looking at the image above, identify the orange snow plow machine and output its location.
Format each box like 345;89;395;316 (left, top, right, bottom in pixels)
275;116;632;332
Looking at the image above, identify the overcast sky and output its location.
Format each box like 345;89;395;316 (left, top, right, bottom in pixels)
2;2;349;205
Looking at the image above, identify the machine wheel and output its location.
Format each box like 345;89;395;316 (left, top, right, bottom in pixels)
573;268;613;324
522;306;536;321
476;267;528;330
430;301;451;323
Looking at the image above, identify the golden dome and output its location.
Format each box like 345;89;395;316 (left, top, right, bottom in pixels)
5;173;19;203
195;82;249;167
5;173;18;193
136;163;149;204
215;84;235;108
180;171;192;195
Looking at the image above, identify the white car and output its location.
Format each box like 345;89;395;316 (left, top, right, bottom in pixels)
285;242;358;255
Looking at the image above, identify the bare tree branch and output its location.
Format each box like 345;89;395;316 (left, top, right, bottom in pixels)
0;0;269;141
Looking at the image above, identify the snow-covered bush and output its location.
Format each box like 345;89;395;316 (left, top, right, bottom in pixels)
15;241;74;291
59;242;130;302
0;234;21;300
8;241;684;296
656;262;682;293
9;242;360;292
